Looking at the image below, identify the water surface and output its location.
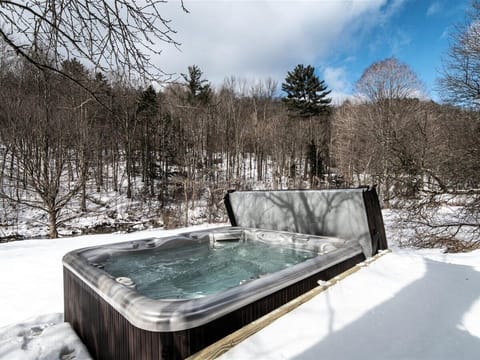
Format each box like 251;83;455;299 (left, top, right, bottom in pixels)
103;240;318;299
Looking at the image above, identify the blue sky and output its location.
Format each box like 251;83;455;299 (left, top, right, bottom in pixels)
158;0;471;102
334;0;469;101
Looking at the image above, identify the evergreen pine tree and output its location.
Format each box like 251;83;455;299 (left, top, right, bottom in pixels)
181;65;212;104
137;85;159;195
137;85;158;116
282;64;332;185
282;64;331;117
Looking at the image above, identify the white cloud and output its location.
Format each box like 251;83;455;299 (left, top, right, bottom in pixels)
427;2;442;16
441;27;450;39
324;66;349;91
152;0;404;89
329;91;356;105
323;66;354;104
391;29;412;54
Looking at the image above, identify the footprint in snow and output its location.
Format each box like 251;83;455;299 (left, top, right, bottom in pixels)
59;346;76;360
30;326;44;336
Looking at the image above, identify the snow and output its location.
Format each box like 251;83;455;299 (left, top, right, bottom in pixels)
0;314;91;360
1;214;480;359
219;250;480;359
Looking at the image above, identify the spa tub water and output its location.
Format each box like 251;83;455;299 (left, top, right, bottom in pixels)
103;240;318;300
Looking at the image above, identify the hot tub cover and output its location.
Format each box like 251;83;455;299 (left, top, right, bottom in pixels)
224;187;387;257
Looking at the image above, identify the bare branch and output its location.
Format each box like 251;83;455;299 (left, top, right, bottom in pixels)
0;0;186;86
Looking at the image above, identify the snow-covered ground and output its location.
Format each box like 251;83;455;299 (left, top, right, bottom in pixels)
219;249;480;359
1;212;480;359
0;224;223;360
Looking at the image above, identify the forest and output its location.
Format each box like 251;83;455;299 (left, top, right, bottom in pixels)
0;1;479;251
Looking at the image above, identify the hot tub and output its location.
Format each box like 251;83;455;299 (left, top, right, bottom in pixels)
63;188;387;359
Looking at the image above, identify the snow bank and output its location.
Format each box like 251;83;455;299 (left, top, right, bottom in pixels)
0;314;91;360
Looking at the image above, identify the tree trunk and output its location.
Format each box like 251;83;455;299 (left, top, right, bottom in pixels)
81;179;87;212
48;209;58;239
184;180;189;226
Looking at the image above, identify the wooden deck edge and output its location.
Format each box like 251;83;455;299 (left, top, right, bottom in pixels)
187;249;392;360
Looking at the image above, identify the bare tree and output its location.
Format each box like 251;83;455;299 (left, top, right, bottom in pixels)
0;59;86;238
356;57;424;102
401;105;480;251
0;1;186;86
332;101;371;186
353;57;425;205
405;0;480;250
438;0;480;108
